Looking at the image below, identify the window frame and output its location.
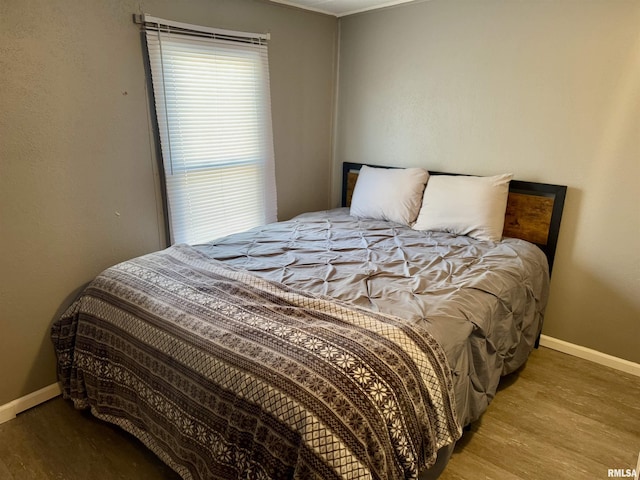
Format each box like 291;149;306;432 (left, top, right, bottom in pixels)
140;15;277;246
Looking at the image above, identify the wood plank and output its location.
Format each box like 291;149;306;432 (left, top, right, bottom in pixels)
0;399;180;480
441;347;640;480
452;417;607;480
503;192;554;245
346;171;358;207
0;458;15;480
441;448;525;480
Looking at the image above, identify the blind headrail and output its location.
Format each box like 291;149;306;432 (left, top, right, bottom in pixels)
133;14;270;44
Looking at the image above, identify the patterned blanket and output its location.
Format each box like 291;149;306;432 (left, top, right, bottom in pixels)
52;245;461;480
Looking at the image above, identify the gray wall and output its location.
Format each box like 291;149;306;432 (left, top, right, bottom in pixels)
2;0;638;408
0;0;337;405
335;0;640;363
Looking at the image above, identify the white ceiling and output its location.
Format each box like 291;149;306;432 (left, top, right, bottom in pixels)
270;0;417;17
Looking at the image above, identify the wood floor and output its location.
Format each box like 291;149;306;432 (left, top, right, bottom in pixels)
1;346;638;480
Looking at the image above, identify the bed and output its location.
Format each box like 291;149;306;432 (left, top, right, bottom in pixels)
52;162;566;480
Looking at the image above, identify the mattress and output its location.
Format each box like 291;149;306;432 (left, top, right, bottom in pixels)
197;208;550;427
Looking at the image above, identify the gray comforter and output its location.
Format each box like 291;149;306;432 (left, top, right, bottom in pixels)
197;208;550;427
52;208;548;479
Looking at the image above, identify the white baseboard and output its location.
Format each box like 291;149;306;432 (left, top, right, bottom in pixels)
0;383;62;425
539;335;640;377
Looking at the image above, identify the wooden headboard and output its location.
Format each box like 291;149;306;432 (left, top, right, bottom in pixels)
341;162;567;274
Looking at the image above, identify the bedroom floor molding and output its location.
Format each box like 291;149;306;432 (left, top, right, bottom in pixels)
540;334;640;377
0;383;61;425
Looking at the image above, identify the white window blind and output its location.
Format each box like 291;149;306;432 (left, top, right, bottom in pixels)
143;16;277;245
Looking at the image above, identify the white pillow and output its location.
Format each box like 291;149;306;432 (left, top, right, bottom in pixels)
413;173;513;242
349;165;429;226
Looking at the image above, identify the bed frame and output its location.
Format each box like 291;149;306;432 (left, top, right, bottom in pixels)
341;162;567;275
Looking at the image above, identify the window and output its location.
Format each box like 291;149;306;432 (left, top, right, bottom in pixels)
143;16;277;245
